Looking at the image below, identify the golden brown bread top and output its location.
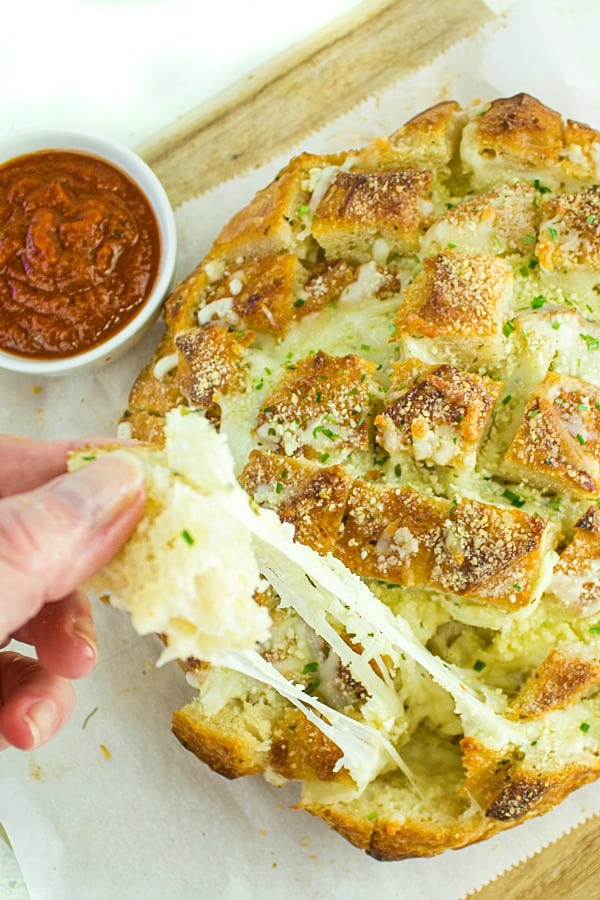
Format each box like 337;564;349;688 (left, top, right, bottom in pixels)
312;167;434;260
548;505;600;614
460;736;600;825
269;708;350;784
509;649;600;719
394;250;512;340
174;323;253;408
239;450;352;554
334;480;449;586
375;360;502;468
422;182;540;257
428;498;551;609
461;92;600;188
208;151;341;260
504;371;600;497
471;93;565;169
121;93;600;859
196;253;302;334
537;185;600;271
254;349;376;458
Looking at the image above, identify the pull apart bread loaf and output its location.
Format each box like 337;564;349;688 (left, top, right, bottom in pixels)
84;94;600;859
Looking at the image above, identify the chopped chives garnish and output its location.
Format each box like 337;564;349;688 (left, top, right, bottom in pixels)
303;661;319;674
503;488;525;508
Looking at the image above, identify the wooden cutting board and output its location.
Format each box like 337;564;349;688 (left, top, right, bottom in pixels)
137;1;600;896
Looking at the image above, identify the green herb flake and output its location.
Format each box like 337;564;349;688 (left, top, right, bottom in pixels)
531;295;546;309
81;454;97;461
589;624;600;634
581;722;591;733
534;178;551;194
275;482;283;495
294;298;305;308
302;661;319;674
82;706;99;730
181;529;195;546
551;497;562;511
312;424;339;441
473;659;486;672
394;463;402;477
588;214;598;225
503;488;526;508
366;811;379;821
552;320;561;330
503;320;516;337
548;226;559;241
501;394;512;405
580;333;600;351
297;204;310;217
512;583;523;592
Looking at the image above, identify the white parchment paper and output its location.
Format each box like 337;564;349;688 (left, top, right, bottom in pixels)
3;2;600;896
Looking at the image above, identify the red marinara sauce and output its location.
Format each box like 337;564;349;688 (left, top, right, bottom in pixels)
0;149;161;359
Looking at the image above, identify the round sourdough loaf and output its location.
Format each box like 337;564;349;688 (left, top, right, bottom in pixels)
119;94;600;859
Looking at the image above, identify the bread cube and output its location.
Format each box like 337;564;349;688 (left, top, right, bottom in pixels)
375;360;502;469
503;370;600;497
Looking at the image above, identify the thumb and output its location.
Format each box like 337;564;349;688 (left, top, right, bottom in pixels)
0;455;145;642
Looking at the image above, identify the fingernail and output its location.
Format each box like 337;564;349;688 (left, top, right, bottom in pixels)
51;456;144;528
25;700;58;748
72;622;98;662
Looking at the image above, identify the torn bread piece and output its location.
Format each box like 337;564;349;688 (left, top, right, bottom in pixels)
70;410;271;664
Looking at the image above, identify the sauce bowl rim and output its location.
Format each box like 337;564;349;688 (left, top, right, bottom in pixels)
0;127;177;376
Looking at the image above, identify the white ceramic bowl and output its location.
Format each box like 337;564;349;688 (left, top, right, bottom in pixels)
0;128;177;376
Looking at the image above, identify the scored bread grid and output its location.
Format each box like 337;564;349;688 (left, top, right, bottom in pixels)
120;93;600;858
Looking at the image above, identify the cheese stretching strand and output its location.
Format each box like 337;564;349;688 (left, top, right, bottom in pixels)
79;409;527;794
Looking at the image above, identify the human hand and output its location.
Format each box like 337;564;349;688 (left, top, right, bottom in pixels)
0;435;145;751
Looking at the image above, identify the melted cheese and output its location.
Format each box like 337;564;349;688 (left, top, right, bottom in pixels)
96;410;538;791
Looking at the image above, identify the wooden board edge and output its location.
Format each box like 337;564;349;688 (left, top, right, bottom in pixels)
470;812;600;898
138;0;496;206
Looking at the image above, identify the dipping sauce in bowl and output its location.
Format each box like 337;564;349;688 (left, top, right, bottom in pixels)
0;129;176;376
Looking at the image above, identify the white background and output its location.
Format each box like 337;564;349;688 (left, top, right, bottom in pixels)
1;0;364;148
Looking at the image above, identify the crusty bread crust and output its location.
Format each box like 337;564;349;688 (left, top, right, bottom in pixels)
122;94;600;858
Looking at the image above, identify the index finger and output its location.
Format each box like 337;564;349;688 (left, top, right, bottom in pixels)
0;435;120;497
